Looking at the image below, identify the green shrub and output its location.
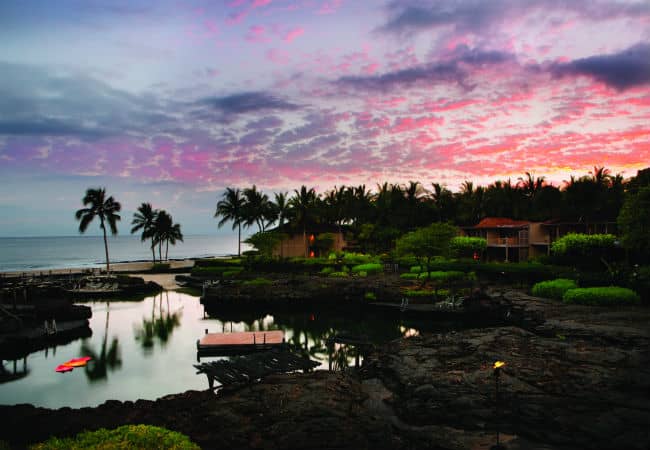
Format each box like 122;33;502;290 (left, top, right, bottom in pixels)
449;236;487;258
342;252;378;265
364;292;377;301
30;424;200;450
320;267;335;275
243;277;273;286
629;265;650;303
194;258;242;267
150;263;171;273
405;289;436;298
400;273;419;279
191;266;244;277
410;265;423;273
223;268;244;278
551;233;616;256
532;278;578;300
328;271;349;278
351;263;383;274
419;270;466;282
562;286;641;305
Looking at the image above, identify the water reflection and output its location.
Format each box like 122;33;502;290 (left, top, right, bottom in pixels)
80;304;122;382
0;358;29;383
134;291;183;354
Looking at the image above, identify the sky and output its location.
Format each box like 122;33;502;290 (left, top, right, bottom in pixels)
1;0;649;236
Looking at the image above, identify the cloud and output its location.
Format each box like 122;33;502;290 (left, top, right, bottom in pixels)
200;92;300;115
335;47;514;91
550;43;650;90
0;62;170;140
283;27;304;43
379;0;650;36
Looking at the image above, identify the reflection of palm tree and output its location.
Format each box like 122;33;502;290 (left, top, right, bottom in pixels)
81;307;121;382
134;292;182;353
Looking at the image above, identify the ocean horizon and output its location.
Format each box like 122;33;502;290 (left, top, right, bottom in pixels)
0;234;247;272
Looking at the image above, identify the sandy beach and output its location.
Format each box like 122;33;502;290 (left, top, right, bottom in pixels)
1;259;195;279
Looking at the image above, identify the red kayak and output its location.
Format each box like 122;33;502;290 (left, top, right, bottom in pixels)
62;356;92;367
55;365;74;373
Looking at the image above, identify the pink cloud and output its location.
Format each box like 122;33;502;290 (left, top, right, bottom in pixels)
266;48;290;64
245;25;269;43
283;27;304;43
390;116;444;134
318;0;343;15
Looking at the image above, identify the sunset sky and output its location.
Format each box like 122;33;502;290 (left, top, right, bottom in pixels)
1;0;649;236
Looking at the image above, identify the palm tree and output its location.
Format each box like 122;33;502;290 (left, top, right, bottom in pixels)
215;187;245;256
131;203;158;263
151;210;183;261
164;221;184;260
273;192;291;228
75;188;121;273
289;186;318;257
242;185;274;232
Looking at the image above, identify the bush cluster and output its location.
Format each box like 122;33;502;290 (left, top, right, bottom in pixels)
242;277;273;286
531;278;578;300
449;236;487;258
31;424;200;449
562;286;640;305
350;263;383;275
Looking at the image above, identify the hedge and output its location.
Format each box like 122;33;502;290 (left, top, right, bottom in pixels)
449;236;487;257
242;277;273;286
562;286;641;305
350;263;383;274
30;425;200;449
531;278;578;300
191;266;244;277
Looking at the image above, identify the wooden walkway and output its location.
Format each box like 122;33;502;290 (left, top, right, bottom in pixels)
197;330;285;357
194;349;320;390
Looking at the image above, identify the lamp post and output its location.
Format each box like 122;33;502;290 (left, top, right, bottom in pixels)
491;360;506;450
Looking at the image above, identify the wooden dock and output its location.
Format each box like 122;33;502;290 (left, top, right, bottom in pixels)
197;330;285;357
194;349;320;390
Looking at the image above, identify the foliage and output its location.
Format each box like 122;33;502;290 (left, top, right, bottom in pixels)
562;286;641;305
417;270;467;282
223;268;244;278
191;265;244;277
404;289;437;298
395;223;459;277
341;252;379;265
328;271;349;278
400;273;419;279
243;277;273;286
449;236;487;258
244;231;283;258
350;263;383;274
194;258;242;267
75;187;121;272
30;424;200;450
320;266;335;275
313;232;336;253
628;265;650;304
364;292;377;301
531;278;578;300
618;186;650;261
215;187;245;256
410;265;423;273
150;263;171;273
550;233;617;267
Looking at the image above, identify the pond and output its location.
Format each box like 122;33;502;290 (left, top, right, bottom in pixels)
0;291;470;409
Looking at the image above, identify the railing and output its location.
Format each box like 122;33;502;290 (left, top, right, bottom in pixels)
487;237;529;246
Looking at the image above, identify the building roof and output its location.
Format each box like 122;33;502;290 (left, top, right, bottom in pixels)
473;217;531;229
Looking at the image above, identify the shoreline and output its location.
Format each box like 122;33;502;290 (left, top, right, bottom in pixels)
0;259;198;277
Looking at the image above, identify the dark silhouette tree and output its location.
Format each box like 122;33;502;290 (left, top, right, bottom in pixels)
215;187;245;256
289;186;318;257
131;202;158;263
75;187;121;272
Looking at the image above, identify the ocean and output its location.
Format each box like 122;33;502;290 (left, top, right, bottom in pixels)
0;234;245;272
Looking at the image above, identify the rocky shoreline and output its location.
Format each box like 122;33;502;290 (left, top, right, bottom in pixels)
1;287;649;449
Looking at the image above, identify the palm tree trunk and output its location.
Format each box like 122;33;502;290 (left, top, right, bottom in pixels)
151;241;156;264
159;241;162;262
101;220;110;273
238;223;241;256
165;239;169;261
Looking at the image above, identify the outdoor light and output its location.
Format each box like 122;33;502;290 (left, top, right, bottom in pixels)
491;360;507;450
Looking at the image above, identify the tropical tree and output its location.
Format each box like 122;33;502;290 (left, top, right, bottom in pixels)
75;187;121;272
395;223;458;280
131;203;158;263
242;185;275;232
215;187;245;256
152;210;183;261
289;186;318;257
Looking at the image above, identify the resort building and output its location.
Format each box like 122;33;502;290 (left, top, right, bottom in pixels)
272;225;347;258
462;217;617;262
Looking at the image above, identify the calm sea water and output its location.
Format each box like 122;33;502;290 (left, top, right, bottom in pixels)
0;234;246;272
0;292;442;408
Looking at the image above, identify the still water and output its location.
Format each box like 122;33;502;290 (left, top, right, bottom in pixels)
0;292;458;409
